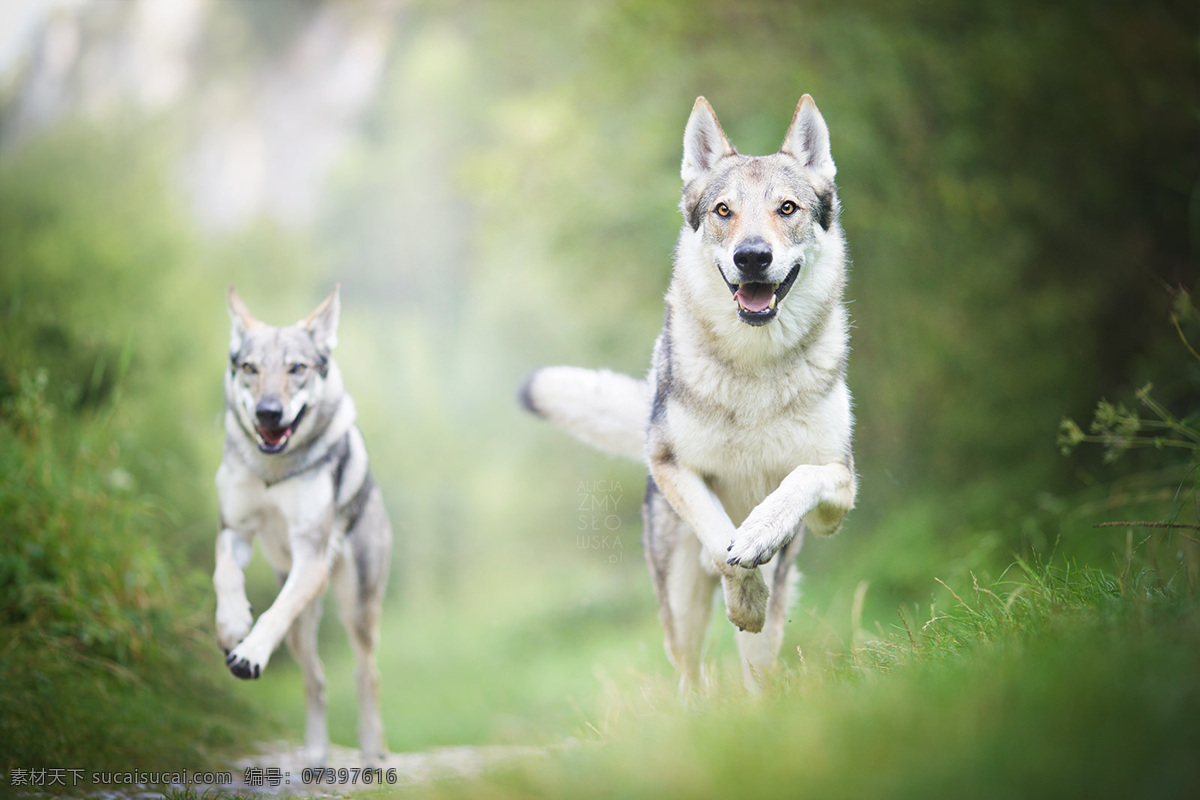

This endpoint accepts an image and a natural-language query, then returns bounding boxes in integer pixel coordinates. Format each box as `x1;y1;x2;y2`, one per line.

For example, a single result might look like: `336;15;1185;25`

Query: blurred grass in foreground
1;0;1195;785
0;127;267;771
384;563;1200;800
0;339;258;769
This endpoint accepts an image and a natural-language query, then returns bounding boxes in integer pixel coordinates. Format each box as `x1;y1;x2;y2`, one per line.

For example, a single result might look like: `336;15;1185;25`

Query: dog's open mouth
726;264;802;326
254;406;305;454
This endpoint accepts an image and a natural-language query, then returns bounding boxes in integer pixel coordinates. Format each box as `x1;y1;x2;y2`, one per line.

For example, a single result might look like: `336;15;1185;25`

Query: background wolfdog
215;287;392;764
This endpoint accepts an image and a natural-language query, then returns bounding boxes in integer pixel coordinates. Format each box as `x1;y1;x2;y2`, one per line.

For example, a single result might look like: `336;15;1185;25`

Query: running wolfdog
215;286;391;763
521;96;856;693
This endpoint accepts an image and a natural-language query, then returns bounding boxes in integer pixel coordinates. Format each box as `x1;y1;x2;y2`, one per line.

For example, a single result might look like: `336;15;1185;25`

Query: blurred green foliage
337;0;1199;627
0;0;1195;778
0;126;261;769
397;565;1200;800
1060;292;1200;468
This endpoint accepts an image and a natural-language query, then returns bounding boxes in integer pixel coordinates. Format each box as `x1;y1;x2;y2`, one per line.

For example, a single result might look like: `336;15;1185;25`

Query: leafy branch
1058;289;1200;465
1056;288;1199;548
1057;385;1200;463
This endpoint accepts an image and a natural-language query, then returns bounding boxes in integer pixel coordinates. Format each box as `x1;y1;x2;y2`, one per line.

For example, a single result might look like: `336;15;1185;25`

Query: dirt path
229;741;549;796
23;742;549;799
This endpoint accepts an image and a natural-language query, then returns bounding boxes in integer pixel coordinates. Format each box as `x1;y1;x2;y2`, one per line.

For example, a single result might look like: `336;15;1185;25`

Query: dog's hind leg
644;478;719;698
333;519;390;765
285;596;329;766
734;527;804;693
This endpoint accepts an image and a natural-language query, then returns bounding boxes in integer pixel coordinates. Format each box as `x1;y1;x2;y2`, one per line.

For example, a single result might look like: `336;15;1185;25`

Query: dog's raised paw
226;651;262;680
727;509;793;568
725;537;776;569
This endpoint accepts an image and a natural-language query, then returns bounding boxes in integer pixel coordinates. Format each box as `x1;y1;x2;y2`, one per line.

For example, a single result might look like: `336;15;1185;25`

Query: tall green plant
0;127;261;770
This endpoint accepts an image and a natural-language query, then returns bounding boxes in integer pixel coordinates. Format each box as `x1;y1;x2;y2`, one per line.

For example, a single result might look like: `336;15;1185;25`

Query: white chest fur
215;461;343;574
661;304;852;525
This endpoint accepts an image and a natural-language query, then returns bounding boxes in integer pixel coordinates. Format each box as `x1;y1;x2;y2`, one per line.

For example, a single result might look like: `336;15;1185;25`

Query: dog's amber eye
779;201;797;216
289;363;307;376
714;203;731;218
240;363;257;376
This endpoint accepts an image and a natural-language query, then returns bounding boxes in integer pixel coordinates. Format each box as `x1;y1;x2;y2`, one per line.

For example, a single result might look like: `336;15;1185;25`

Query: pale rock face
2;0;403;231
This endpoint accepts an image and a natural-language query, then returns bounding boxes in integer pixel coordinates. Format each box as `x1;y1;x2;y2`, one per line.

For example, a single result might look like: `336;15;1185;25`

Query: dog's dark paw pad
227;657;260;680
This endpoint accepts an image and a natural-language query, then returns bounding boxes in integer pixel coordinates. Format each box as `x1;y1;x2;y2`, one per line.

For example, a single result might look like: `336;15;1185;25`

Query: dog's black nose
255;399;284;428
733;241;773;276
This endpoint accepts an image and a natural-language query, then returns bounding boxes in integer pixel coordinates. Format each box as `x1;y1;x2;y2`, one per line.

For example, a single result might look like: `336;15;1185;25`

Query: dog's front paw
725;525;782;569
216;602;253;654
722;567;768;633
225;639;270;680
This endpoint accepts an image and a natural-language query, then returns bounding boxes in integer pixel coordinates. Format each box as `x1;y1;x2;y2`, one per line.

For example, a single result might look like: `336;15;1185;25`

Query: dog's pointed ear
302;284;340;353
780;94;835;181
227;286;261;356
681;97;735;185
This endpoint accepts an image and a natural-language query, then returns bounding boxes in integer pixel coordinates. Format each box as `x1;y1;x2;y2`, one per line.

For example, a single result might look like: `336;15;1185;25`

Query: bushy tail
518;366;651;462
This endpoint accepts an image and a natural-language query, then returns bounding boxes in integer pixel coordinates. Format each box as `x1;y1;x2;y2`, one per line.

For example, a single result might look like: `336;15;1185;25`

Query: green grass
233;552;670;752
1;5;1194;792
0;128;267;776
162;790;266;800
0;371;265;773
373;565;1200;800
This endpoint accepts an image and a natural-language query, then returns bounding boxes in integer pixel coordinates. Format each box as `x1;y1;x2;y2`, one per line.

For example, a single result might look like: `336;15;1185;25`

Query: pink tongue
259;427;288;445
735;284;774;312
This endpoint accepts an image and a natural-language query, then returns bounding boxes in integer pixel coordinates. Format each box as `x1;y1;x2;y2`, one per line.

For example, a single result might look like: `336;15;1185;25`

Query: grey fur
214;286;392;765
521;95;857;695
